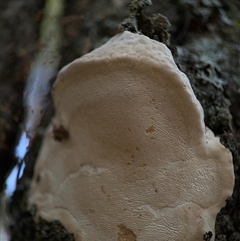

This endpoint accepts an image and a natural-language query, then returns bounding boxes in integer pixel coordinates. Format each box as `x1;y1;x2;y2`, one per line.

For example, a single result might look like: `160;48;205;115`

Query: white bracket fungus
28;31;234;241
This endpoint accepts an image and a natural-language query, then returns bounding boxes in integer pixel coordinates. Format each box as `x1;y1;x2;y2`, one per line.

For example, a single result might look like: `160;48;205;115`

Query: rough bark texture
0;0;239;240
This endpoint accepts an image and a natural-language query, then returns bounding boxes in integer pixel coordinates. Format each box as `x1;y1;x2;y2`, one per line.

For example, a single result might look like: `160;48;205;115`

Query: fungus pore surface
28;31;234;241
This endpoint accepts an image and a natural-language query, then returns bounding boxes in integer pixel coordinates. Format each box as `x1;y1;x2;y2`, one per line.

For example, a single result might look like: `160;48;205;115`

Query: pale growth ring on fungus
28;31;234;241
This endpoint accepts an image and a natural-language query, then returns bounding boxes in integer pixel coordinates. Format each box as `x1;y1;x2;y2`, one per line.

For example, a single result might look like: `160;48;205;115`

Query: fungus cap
28;31;234;241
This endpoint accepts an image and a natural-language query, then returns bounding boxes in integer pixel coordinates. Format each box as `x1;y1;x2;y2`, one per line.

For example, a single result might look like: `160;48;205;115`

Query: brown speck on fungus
28;31;234;240
145;125;155;134
35;174;41;183
117;224;137;241
52;124;69;141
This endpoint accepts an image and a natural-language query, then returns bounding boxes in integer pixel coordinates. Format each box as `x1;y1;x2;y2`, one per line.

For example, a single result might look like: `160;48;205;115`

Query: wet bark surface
1;0;239;240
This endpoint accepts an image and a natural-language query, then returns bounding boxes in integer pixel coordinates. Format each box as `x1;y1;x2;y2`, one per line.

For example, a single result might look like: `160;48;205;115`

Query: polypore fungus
28;31;234;241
